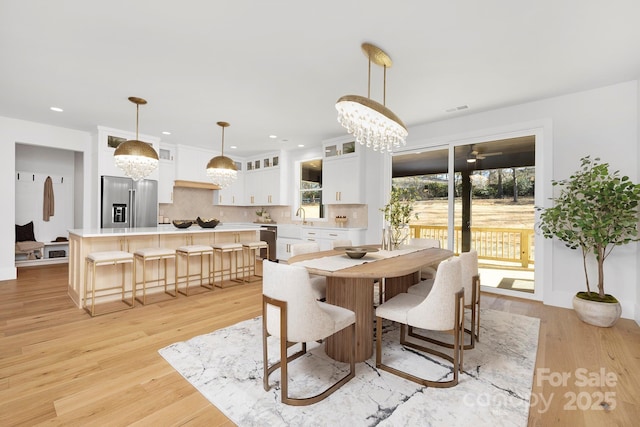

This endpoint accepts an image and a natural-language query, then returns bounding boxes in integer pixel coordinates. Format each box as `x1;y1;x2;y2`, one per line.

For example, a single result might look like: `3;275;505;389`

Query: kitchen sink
277;224;303;239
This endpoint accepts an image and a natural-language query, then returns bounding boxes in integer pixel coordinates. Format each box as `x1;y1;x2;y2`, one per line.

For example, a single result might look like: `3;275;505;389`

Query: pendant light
113;97;159;181
206;121;238;187
336;43;408;153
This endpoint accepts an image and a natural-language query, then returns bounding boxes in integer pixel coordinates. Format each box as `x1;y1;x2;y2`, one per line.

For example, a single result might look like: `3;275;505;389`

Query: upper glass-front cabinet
247;154;278;171
159;147;173;161
324;140;355;158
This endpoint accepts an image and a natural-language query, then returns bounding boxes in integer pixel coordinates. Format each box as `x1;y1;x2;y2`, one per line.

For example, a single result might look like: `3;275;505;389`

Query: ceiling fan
467;147;502;163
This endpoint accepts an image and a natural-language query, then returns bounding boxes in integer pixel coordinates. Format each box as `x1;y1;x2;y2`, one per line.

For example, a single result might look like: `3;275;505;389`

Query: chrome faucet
295;206;307;225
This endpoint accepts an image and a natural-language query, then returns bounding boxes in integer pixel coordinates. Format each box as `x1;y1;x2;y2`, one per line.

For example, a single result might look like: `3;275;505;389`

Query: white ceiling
2;1;639;156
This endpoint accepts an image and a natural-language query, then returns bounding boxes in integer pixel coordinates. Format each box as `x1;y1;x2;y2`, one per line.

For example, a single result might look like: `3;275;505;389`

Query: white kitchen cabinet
322;135;363;205
244;165;286;205
216;160;244;205
275;223;302;261
261;167;282;205
158;143;175;204
158;144;174;162
243;169;260;205
243;151;288;206
323;139;356;158
323;155;364;204
276;237;302;261
302;227;364;251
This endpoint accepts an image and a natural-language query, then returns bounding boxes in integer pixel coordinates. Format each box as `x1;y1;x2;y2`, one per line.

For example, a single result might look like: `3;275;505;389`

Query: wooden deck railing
409;225;535;268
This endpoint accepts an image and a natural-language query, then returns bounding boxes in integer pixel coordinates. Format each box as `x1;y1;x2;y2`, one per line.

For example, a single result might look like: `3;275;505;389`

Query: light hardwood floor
1;264;638;426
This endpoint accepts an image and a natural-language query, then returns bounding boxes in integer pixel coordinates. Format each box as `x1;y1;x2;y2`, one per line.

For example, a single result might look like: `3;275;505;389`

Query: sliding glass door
392;135;537;299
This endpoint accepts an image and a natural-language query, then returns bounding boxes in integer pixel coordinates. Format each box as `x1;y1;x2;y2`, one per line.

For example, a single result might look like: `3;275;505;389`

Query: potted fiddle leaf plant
381;187;418;249
537;156;640;327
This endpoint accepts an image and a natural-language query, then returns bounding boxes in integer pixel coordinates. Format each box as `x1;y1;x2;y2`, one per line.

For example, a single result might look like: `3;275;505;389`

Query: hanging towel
43;176;55;221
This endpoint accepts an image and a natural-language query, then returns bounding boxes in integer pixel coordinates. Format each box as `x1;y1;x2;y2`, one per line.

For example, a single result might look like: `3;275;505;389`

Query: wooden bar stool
175;245;214;296
84;251;135;317
134;247;177;304
212;242;244;288
241;241;269;282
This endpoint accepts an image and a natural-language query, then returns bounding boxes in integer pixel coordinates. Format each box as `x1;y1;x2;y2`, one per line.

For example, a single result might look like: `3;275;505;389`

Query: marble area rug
159;309;539;426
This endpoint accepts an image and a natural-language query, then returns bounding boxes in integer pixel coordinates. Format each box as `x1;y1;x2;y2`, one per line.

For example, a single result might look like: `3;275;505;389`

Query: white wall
637;77;640;325
15;144;75;243
0;116;93;280
396;80;639;319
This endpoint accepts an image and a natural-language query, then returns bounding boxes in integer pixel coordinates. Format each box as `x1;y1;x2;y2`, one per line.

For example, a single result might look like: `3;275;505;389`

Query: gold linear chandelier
336;43;408;153
113;97;159;181
206;121;238;187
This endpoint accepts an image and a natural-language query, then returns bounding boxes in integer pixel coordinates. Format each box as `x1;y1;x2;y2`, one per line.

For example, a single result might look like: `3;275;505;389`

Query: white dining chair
375;257;465;387
403;237;441;280
460;250;481;348
407;250;481;350
262;261;356;405
290;242;326;300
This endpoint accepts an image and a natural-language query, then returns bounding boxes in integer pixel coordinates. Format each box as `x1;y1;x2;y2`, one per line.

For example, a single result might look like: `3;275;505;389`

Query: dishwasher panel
259;226;277;261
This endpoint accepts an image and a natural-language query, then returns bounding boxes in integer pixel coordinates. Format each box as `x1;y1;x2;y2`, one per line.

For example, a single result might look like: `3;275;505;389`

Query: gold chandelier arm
216;121;230;156
127;96;147;140
368;55;371;99
383;65;387;106
135;103;140;140
221;125;225;156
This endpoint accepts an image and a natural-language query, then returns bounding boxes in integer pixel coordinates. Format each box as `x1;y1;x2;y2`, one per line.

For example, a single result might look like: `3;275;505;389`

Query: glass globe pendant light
336;43;408;153
206;121;238;187
113;97;159;181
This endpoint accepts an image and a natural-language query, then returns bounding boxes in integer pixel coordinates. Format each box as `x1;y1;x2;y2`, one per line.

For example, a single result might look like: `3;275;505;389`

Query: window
300;159;324;218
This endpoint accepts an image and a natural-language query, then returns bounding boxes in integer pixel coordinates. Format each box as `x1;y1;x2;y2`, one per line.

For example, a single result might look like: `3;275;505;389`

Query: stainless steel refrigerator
101;176;158;228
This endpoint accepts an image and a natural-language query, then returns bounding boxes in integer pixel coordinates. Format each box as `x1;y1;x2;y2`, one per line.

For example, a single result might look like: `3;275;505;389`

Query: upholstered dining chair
460;250;481;348
402;237;441;280
290;242;326;300
407;250;481;350
375;257;465;388
262;261;356;405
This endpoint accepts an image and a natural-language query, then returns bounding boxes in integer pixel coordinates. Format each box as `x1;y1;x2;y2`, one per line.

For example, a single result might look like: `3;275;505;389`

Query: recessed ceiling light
162;131;171;135
297;144;304;148
50;107;63;112
230;145;237;149
269;135;277;139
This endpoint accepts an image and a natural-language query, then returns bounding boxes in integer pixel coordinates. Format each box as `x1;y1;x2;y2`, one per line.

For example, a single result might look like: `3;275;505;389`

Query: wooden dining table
288;246;454;363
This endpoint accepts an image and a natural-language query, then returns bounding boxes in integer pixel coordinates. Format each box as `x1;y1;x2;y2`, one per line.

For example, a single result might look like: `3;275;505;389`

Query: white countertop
68;222;366;238
272;223;366;230
69;223;261;238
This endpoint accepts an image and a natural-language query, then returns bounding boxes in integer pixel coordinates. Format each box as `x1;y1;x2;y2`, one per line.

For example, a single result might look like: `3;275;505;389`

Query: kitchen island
67;224;260;308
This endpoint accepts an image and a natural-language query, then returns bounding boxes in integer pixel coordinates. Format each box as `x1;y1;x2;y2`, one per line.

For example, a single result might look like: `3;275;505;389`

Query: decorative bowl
196;217;220;228
172;220;193;229
344;247;378;259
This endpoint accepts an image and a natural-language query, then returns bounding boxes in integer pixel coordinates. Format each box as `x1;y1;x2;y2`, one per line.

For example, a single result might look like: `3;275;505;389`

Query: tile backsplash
159;187;368;228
